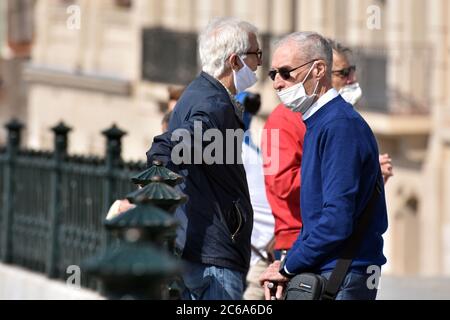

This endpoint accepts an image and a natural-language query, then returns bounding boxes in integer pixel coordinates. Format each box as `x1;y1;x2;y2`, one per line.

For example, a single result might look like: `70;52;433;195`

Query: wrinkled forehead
271;41;303;69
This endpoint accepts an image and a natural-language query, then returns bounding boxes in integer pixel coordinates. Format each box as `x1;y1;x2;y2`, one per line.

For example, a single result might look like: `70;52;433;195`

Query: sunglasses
332;65;356;78
246;49;263;61
268;59;318;81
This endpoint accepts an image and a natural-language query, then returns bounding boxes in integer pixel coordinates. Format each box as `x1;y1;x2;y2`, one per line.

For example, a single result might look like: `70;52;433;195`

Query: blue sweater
284;95;388;274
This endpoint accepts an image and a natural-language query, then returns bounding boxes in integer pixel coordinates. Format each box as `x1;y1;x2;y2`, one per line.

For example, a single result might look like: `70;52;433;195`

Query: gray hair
276;32;333;78
327;38;353;61
198;17;258;79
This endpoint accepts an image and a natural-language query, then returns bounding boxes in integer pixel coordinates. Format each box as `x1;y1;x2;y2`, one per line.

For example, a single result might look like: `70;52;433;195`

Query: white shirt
302;88;339;121
242;140;275;266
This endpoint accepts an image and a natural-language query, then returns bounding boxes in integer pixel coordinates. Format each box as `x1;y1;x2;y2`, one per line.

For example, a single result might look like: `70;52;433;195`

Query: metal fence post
47;122;71;278
1;119;23;263
101;124;126;249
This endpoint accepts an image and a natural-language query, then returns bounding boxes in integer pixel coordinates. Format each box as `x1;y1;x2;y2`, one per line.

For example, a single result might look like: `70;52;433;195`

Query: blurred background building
0;0;449;283
0;0;34;144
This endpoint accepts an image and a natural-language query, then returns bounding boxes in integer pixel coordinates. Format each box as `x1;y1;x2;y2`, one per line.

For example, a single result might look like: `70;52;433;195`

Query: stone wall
0;263;102;300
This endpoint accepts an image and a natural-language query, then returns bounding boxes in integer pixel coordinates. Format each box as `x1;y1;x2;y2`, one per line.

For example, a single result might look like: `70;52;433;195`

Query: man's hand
258;260;290;300
379;153;394;184
106;199;136;220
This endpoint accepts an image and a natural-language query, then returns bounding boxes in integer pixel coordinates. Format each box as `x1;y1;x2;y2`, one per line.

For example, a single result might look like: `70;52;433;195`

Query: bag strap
251;236;276;264
251;244;270;263
322;177;383;300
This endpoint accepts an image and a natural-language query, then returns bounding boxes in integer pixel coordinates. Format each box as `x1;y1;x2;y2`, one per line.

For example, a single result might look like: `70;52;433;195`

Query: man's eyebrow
270;65;292;70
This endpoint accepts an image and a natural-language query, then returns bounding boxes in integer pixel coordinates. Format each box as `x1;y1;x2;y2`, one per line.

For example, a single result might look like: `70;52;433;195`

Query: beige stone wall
0;263;103;300
0;0;33;143
383;167;421;275
442;147;450;276
33;0;139;80
359;111;430;275
28;0;155;161
0;0;6;49
419;0;450;276
27;83;163;162
0;1;5;144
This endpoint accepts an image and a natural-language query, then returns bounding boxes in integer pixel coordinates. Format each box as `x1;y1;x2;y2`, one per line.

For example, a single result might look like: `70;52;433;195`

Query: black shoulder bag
284;179;382;300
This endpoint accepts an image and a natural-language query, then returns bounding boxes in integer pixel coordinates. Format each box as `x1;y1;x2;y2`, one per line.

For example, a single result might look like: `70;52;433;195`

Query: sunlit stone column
30;0;50;64
80;0;102;72
269;0;294;36
421;0;448;276
195;0;232;31
296;0;325;35
161;0;196;32
345;0;363;46
0;0;7;54
136;0;163;27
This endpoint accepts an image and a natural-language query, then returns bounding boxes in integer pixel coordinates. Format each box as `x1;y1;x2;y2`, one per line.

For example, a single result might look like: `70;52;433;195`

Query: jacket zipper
231;204;243;242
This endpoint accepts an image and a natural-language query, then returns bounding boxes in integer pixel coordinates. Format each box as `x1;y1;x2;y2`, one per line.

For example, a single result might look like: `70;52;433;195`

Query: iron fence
0;119;146;290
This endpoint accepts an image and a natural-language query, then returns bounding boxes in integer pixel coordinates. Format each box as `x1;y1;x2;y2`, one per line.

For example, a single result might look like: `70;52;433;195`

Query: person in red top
261;104;306;254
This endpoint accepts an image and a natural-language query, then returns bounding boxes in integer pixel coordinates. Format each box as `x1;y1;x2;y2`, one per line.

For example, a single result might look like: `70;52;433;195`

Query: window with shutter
7;0;35;57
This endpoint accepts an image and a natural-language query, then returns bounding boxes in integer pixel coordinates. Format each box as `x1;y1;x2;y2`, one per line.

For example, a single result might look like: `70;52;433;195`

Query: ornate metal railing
0;119;146;290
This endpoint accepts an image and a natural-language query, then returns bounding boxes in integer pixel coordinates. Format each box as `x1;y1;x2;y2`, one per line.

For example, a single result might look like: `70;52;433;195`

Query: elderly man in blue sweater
259;32;388;300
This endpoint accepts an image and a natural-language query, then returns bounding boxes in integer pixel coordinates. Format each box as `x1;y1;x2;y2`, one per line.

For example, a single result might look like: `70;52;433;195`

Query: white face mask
277;62;319;114
339;82;362;106
233;56;258;94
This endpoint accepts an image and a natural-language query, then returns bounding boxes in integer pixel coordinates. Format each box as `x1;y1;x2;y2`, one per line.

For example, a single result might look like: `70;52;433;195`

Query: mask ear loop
311;77;320;96
303;61;320;96
236;56;247;70
301;61;318;84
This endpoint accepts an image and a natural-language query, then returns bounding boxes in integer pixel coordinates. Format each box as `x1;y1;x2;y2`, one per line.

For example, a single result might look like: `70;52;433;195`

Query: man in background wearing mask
259;32;388;300
329;39;394;183
147;17;261;300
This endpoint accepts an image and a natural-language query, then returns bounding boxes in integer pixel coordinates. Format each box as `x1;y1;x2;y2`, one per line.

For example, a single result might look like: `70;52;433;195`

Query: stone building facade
0;0;34;144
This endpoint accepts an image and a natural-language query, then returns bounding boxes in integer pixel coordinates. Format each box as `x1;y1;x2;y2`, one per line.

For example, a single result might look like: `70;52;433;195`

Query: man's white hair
276;32;333;78
199;17;258;79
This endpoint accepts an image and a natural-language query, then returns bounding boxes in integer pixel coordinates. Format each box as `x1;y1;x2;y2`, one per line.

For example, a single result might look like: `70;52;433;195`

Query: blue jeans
320;271;378;300
181;261;245;300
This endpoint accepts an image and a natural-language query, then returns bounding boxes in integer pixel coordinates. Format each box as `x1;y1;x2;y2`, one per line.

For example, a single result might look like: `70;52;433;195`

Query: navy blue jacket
146;72;253;273
284;96;388;274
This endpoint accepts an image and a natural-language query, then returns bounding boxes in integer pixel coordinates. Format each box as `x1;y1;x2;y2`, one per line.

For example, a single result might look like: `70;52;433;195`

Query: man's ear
315;60;327;80
228;53;242;71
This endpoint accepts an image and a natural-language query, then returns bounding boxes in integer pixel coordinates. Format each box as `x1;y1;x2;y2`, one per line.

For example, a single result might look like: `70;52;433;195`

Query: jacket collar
200;72;245;124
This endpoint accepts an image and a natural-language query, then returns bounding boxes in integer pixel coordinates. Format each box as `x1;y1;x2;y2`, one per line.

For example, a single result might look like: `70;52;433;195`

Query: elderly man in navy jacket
147;17;262;300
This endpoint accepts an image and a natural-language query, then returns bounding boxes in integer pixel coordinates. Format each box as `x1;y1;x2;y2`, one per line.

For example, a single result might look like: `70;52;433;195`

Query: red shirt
262;104;306;250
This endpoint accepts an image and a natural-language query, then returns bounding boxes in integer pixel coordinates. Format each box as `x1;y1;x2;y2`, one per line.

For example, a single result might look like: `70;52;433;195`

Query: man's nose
346;71;357;84
273;74;285;91
257;56;262;67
